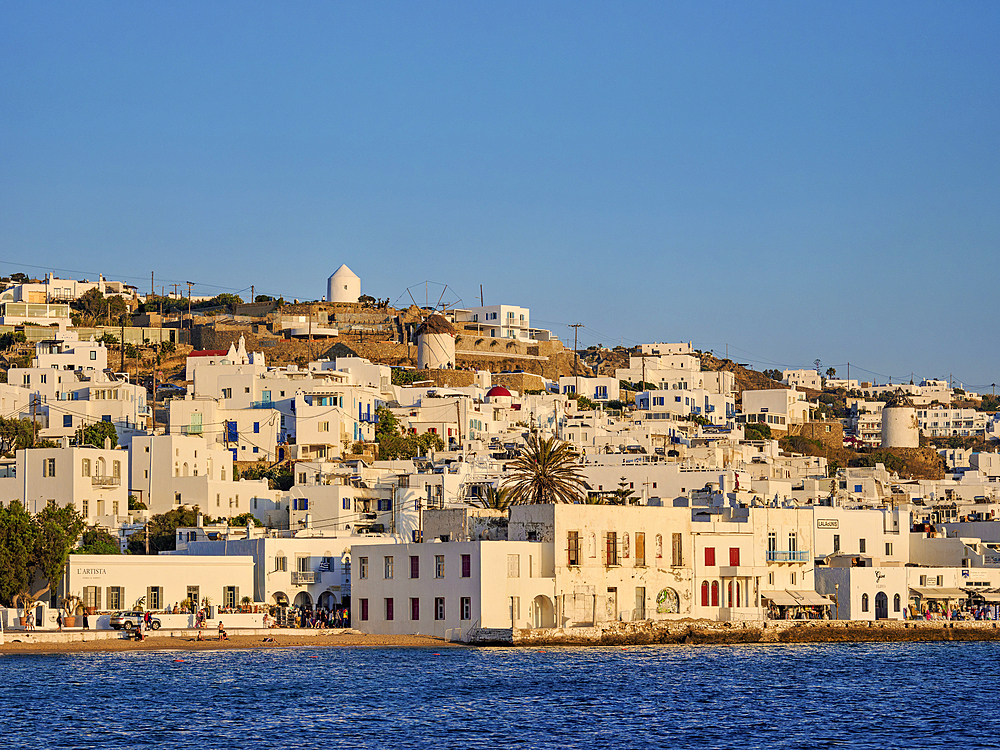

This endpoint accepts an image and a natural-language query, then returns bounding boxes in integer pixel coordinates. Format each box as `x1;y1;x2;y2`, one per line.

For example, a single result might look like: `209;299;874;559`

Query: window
635;533;646;566
360;599;369;621
384;556;394;579
222;388;232;398
435;555;445;578
64;415;73;427
410;556;420;579
894;594;901;612
461;597;471;620
788;532;797;552
671;533;682;566
146;586;162;610
186;586;200;608
342;498;350;510
378;498;391;512
81;459;91;478
833;534;841;553
729;547;740;567
112;501;119;516
43;458;56;477
790;572;797;585
90;351;97;360
885;542;893;556
605;532;618;566
461;554;471;578
434;597;445;620
223;586;239;608
704;547;716;567
385;598;394;620
359;557;368;579
509;596;520;622
507;554;520;578
410;598;420;620
112;460;120;478
859;538;866;554
767;532;776;552
700;581;709;606
275;556;287;572
107;586;123;610
83;586;101;611
253;422;260;434
568;531;580;566
861;593;869;612
710;581;719;607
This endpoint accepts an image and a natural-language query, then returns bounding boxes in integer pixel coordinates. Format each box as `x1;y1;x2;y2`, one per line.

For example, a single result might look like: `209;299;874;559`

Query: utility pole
171;283;180;300
186;282;194;322
480;285;484;307
151;271;154;300
120;314;125;372
250;285;254;304
569;323;583;397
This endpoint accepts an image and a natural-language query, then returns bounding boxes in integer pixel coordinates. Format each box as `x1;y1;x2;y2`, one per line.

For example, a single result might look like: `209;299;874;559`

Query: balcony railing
181;425;203;435
767;550;809;563
291;571;316;585
92;475;121;487
251;400;275;409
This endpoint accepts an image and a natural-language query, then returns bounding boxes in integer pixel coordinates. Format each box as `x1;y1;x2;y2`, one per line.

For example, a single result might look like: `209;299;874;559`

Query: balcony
251;400;275;409
92;475;121;487
291;571;316;585
181;425;203;436
767;550;809;563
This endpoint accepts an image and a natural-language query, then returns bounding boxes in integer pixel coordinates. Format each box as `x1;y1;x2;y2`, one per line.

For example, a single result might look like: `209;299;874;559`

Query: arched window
622;533;630;559
711;581;719;607
700;581;709;607
727;582;733;608
657;588;680;614
655;534;663;558
893;593;901;612
861;593;869;612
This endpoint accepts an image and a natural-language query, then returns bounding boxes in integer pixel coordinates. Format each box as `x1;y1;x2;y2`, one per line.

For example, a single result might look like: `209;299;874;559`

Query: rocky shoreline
471;619;1000;647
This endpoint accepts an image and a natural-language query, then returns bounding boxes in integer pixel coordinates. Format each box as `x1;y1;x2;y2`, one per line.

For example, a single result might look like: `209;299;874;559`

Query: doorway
875;592;888;620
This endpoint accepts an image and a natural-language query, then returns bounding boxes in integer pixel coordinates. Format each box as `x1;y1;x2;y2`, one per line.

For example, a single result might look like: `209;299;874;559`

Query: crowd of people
276;605;350;629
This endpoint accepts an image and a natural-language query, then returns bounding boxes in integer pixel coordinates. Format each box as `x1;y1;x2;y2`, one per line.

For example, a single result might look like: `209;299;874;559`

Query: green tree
0;502;86;604
31;503;87;597
826;367;837;379
469;486;514;510
75;526;122;555
229;512;263;527
128;507;210;554
374;405;445;459
128;495;147;511
609;476;637;506
76;420;118;448
506;435;588;505
210;293;244;312
0;417;36;455
743;422;772;441
0;501;35;605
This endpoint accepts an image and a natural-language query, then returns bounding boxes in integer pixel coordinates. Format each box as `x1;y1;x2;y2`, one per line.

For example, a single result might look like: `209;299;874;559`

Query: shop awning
762;590;831;606
761;590;799;606
976;592;1000;602
909;587;968;599
794;591;834;606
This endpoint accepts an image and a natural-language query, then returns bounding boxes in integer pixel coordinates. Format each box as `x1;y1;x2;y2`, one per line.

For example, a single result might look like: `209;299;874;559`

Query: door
875;592;888;620
606;588;618;621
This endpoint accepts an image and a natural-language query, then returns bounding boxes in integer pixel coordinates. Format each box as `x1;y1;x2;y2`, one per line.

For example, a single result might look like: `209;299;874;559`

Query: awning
910;587;968;599
763;590;833;607
761;590;799;606
975;592;1000;602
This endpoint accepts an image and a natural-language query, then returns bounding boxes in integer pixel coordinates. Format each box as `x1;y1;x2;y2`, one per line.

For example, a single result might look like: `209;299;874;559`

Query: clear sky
2;2;998;388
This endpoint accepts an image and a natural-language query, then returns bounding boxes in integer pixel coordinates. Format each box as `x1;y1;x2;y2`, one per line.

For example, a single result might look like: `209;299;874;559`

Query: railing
291;571;316;585
251;400;275;409
181;425;203;435
92;475;121;487
767;550;809;563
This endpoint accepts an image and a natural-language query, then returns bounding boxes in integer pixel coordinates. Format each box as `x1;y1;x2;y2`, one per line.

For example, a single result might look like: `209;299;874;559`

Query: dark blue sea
2;641;996;749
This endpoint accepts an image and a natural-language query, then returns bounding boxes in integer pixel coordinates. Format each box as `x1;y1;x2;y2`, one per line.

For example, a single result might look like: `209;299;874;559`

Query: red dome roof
486;386;512;398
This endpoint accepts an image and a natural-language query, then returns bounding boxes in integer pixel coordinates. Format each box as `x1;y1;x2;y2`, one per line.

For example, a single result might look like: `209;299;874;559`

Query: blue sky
2;2;998;388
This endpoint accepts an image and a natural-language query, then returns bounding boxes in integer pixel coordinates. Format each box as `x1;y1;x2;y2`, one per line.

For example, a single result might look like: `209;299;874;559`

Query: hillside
698;353;788;400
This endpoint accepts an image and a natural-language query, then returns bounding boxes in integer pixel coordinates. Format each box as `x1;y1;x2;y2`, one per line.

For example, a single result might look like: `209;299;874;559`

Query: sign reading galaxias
816;519;839;529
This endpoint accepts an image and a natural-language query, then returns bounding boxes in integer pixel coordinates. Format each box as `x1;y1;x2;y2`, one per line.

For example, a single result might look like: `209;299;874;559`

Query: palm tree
469;486;514;510
507;435;588;505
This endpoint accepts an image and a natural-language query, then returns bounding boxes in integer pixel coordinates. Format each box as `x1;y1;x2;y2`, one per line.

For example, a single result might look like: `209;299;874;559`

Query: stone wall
787;421;845;452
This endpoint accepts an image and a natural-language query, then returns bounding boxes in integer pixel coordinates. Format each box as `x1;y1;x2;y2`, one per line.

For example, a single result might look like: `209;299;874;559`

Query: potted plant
61;594;82;628
13;589;36;628
241;595;252;613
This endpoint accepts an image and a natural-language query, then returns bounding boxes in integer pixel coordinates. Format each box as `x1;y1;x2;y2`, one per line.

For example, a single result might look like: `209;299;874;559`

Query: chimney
305;513;312;529
104;437;111;450
196;513;204;528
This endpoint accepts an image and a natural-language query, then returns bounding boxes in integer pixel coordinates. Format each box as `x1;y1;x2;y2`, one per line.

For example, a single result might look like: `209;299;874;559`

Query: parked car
110;611;162;630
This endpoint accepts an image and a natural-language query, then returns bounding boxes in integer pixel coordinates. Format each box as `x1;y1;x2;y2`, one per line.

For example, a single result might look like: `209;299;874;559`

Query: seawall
467;619;1000;647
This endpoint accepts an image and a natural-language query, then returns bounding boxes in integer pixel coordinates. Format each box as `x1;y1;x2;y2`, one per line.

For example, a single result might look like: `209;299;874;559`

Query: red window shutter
410;556;419;579
360;599;369;621
701;581;709;606
705;547;715;566
729;547;740;566
461;554;471;577
711;581;719;607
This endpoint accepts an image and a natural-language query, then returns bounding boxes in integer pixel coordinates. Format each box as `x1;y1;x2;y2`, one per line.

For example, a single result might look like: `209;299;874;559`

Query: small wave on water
1;641;997;749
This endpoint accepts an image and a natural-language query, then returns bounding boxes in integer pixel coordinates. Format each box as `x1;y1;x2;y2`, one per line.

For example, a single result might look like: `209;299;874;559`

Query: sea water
2;641;997;749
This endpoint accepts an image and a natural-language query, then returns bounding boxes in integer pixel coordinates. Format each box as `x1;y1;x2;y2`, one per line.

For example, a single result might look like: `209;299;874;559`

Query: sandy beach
0;631;463;655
